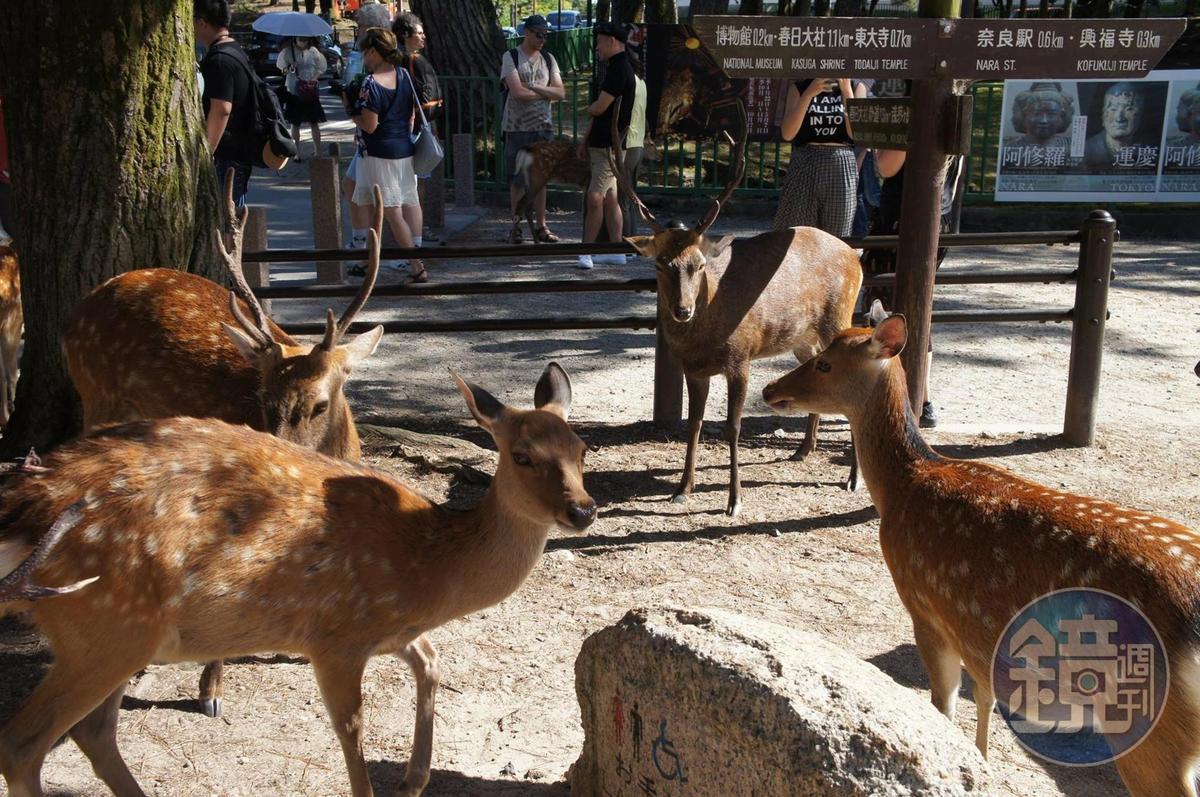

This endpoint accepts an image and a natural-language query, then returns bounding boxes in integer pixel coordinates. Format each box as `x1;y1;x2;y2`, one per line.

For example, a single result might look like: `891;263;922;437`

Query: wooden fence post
243;206;271;315
1063;210;1116;446
310;146;344;284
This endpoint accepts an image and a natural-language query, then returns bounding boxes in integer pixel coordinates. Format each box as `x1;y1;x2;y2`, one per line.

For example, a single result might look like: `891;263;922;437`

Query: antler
0;502;99;602
608;98;666;233
219;169;274;351
695;100;748;236
319;185;383;351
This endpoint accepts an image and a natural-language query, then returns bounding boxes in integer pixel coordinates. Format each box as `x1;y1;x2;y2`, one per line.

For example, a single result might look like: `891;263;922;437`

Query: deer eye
816;360;832;373
311;401;329;418
512;452;532;467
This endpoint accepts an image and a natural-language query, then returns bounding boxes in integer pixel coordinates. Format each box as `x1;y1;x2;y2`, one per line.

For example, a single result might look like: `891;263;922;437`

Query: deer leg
845;432;860;492
397;634;440;797
912;617;962;722
671;375;710;505
724;367;749;518
198;660;224;717
0;633;156;797
970;675;995;760
69;683;146;797
790;413;820;461
311;653;373;797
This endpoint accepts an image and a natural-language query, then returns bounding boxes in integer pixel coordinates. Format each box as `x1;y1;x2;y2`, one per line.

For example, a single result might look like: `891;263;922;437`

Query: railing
245;212;1118;445
438;74;1006;201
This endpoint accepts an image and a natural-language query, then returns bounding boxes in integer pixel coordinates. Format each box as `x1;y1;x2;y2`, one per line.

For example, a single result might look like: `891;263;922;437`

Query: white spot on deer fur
168;462;183;474
1170;545;1184;558
82;524;104;543
143;536;159;556
1115;517;1130;524
172;549;186;568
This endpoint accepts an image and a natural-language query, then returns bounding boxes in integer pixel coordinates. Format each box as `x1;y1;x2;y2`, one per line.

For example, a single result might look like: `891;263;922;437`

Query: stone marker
572;607;990;797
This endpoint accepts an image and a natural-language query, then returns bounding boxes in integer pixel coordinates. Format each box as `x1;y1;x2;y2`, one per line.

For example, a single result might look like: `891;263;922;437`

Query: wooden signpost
694;13;1185;415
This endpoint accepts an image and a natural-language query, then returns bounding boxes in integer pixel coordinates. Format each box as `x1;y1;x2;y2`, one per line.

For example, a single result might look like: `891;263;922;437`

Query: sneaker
577;255;594;270
594;253;627;265
919;401;938;429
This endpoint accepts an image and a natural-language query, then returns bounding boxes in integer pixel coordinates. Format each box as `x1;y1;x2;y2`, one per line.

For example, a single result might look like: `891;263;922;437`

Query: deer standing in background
612;105;862;516
63;181;385;717
762;316;1200;797
0;244;21;428
510;139;591;244
0;363;595;797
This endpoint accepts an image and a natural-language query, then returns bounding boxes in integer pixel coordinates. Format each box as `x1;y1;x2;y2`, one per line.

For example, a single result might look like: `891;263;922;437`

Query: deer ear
624;235;658;259
339;325;383;371
702;234;734;259
870;315;907;359
867;299;890;327
450;369;505;433
222;323;270;365
534;362;572;420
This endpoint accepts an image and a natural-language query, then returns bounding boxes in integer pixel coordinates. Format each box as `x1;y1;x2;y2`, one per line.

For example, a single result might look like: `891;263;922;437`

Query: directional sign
945;19;1186;79
845;98;912;149
691;16;937;79
692;15;1186;81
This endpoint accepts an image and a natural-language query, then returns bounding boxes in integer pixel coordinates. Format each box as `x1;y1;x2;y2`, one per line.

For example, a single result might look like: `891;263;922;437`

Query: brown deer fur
0;245;21;428
762;316;1200;797
511;139;591;242
0;363;595;797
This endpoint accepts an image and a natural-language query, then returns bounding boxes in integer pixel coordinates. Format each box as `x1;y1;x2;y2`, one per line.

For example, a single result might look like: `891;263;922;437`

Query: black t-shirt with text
588;51;635;148
200;40;256;162
792;79;853;146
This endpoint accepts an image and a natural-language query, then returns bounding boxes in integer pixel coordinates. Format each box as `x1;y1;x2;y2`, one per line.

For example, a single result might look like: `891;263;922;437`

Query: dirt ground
2;209;1198;796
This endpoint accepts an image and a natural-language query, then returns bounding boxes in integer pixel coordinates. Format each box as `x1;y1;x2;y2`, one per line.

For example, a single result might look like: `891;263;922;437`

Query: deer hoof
670;493;689;505
844;474;860;493
790;446;814;462
725;498;741;518
200;697;223;718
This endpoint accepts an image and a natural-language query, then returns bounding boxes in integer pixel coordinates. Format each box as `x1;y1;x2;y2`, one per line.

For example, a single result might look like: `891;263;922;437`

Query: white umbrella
251;12;333;37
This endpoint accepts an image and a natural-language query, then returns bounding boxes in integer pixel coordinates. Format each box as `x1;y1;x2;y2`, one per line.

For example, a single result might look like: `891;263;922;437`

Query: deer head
611;102;746;323
763;315;909;419
217;175;385;452
452;362;596;533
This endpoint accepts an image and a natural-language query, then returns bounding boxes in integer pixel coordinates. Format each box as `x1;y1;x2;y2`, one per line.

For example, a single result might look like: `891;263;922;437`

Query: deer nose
674;306;694;322
762;382;777;402
566;500;596;530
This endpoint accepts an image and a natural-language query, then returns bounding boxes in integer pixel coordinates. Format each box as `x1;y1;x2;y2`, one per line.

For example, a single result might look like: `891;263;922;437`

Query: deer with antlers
0;363;595;797
63;179;386;716
611;105;862;516
762;316;1200;796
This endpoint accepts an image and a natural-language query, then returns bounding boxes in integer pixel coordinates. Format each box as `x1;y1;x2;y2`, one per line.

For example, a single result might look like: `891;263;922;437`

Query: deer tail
0;501;97;606
514;147;535;192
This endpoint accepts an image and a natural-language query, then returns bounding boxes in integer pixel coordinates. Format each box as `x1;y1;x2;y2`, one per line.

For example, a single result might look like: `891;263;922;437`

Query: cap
595;21;629;43
524;14;549;30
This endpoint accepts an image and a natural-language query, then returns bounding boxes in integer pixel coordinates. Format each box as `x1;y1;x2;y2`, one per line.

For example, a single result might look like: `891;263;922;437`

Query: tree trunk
739;0;763;13
690;0;732;14
643;0;678;23
612;0;646;22
412;0;506;76
833;0;865;14
0;0;222;455
596;0;613;21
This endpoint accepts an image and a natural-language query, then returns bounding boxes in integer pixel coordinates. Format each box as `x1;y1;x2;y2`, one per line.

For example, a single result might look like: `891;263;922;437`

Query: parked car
501;25;518;38
546;10;583;29
246;31;345;81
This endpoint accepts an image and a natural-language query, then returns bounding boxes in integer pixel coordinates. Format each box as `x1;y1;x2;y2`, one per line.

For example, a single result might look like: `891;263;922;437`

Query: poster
995;69;1200;202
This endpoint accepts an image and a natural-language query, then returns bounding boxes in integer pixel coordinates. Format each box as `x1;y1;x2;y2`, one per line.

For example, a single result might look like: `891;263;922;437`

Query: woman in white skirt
350;27;426;282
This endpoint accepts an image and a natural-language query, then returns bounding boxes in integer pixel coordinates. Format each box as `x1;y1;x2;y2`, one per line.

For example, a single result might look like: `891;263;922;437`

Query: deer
62;179;385;718
510;138;591;244
0;362;595;797
761;315;1200;797
611;103;862;516
0;243;21;428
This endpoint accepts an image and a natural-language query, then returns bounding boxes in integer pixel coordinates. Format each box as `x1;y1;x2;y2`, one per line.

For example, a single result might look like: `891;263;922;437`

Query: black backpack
205;44;297;169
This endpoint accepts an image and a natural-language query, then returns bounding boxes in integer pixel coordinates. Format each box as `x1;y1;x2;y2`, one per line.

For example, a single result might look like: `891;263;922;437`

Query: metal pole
652;324;684;427
1063;210;1116;446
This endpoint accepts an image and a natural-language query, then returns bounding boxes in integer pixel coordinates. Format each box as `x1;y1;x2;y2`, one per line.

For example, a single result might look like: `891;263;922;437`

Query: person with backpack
501;15;565;244
277;37;327;163
194;0;257;207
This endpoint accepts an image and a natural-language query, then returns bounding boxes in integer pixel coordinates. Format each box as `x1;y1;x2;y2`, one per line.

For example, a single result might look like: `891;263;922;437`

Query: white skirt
353;153;418;207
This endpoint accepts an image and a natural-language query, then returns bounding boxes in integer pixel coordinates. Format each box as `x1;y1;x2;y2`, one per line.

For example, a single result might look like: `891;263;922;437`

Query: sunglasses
531;29;547;39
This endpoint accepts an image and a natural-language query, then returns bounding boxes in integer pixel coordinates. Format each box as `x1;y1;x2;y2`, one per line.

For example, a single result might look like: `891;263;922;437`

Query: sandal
507;228;523;245
535;226;560;243
405;266;428;284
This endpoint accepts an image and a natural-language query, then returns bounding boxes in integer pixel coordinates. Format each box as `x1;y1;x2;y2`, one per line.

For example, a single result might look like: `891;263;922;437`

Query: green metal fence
440;74;1006;202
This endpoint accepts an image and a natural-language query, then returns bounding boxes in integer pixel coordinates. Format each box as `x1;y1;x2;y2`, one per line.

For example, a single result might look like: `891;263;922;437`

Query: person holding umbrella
277;37;327;162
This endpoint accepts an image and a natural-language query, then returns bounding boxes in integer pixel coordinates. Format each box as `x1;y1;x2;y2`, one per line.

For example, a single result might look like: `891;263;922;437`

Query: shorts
505;129;554;186
588;147;617;196
352;154;418;207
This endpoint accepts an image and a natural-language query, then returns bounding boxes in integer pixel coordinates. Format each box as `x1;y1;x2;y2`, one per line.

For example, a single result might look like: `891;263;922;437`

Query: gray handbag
403;66;443;177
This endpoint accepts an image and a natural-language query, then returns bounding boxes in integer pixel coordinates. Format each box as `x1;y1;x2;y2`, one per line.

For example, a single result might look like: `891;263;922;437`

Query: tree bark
414;0;506;76
833;0;866;14
643;0;678;23
0;0;222;455
690;0;732;14
739;0;763;12
612;0;646;22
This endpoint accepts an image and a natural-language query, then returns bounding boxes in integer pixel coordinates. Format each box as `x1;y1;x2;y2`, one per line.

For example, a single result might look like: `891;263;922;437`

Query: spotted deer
0;362;595;797
510;138;591;243
63;181;385;717
762;315;1200;797
612;104;862;516
0;244;21;428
